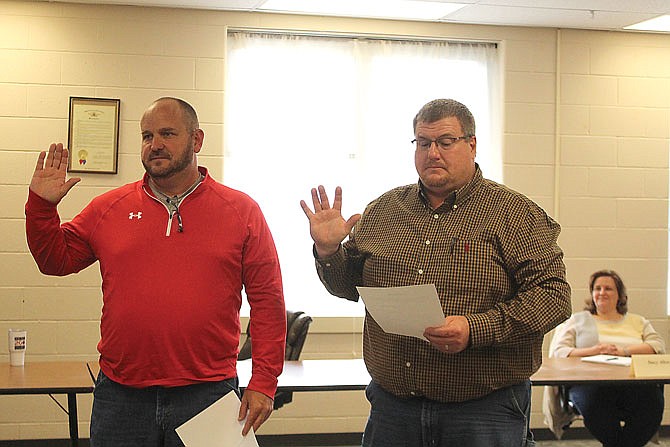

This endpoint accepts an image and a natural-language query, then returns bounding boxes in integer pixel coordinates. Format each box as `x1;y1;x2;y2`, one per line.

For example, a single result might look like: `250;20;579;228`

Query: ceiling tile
443;4;661;29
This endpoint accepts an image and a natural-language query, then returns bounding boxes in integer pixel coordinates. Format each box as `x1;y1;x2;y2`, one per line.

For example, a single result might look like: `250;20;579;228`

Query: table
9;358;663;446
239;357;670;392
237;358;370;391
530;357;670;386
0;362;95;447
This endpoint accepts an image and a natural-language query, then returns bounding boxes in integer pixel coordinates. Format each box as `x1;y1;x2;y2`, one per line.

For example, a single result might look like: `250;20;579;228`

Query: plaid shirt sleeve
467;198;572;347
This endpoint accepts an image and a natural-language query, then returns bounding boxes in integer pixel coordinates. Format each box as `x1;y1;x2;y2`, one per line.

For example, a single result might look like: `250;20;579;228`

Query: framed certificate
67;97;120;174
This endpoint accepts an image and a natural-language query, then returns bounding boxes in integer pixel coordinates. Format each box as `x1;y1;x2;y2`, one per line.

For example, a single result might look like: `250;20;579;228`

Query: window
225;31;501;316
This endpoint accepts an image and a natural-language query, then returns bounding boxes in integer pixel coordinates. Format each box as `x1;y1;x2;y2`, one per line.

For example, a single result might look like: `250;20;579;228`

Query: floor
321;441;666;447
307;443;665;447
536;441;667;446
272;439;668;447
291;435;670;447
258;430;670;446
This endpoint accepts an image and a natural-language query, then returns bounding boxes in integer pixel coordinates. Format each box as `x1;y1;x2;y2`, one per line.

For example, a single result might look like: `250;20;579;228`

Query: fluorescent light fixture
259;0;467;21
624;15;670;32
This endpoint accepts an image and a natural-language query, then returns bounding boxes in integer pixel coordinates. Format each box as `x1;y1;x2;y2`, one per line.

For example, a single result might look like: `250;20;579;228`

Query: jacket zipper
142;180;204;236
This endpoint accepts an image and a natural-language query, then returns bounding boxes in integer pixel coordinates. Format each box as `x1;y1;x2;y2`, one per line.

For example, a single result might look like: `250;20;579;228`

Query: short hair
153;97;199;130
412;99;476;136
585;269;628;315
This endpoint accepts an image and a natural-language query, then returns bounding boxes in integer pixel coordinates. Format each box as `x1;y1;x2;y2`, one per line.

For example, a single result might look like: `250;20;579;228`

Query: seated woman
550;269;665;447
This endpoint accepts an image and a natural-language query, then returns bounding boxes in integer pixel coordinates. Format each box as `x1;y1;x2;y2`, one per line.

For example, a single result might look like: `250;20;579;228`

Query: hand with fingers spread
30;143;81;204
299;185;361;258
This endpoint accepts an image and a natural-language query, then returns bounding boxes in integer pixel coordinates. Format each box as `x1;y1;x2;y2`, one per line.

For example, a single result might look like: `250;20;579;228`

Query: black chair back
285;310;312;360
238;310;313;409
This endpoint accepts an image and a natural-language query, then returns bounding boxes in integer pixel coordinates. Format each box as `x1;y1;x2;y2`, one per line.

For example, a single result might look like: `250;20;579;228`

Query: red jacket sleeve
242;203;286;398
25;189;97;276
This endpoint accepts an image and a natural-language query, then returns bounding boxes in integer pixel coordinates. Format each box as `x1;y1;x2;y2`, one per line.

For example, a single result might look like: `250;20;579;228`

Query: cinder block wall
1;1;669;440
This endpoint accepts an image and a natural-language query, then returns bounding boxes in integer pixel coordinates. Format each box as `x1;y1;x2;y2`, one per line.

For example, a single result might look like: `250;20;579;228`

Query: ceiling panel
475;0;670;13
443;4;661;29
54;0;670;31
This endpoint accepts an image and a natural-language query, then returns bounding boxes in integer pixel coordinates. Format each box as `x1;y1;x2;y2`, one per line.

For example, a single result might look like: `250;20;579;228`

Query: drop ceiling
58;0;670;32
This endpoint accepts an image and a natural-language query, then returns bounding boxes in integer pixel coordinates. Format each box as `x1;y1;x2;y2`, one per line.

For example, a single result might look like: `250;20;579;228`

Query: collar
150;172;204;203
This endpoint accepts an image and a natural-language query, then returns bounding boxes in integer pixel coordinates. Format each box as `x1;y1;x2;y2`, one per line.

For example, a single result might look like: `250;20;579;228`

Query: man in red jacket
25;97;286;446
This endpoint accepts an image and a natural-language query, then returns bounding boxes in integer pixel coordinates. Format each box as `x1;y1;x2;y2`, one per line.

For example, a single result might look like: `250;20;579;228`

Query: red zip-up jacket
25;167;285;397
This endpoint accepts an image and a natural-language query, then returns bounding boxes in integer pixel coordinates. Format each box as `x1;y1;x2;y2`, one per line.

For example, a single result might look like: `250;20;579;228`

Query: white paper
581;354;632;367
175;392;259;447
356;284;445;339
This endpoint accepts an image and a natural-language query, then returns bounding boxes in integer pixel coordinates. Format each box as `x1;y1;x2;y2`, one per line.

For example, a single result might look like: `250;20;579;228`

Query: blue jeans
568;384;664;447
90;371;239;447
362;380;535;447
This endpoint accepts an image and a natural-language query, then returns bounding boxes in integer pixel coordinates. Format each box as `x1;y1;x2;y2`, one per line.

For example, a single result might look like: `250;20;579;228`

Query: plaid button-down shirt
316;166;571;402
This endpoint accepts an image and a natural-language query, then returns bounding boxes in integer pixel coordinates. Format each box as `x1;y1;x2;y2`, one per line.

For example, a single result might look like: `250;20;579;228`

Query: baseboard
2;426;668;446
0;435;363;447
0;434;363;447
533;427;592;440
257;433;364;446
0;441;90;447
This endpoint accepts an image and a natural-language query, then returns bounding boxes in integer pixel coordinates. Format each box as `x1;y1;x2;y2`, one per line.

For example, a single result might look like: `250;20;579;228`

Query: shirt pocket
444;238;511;313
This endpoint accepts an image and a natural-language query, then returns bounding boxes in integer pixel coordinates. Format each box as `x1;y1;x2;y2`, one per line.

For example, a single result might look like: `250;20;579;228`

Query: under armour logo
128;212;142;220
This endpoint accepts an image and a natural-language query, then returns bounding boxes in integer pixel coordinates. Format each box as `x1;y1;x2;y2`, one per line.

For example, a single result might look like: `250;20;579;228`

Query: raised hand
30;143;81;204
300;186;361;258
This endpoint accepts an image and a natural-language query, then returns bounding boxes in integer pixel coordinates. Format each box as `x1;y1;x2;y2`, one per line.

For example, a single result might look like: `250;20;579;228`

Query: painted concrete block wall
0;1;227;439
1;0;669;441
558;29;669;326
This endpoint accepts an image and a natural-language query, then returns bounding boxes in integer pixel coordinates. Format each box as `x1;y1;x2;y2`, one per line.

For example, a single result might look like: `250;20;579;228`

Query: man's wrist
623;347;631;357
315;244;339;259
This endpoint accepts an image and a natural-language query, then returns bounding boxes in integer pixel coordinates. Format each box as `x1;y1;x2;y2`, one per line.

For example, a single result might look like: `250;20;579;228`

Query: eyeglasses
412;135;472;151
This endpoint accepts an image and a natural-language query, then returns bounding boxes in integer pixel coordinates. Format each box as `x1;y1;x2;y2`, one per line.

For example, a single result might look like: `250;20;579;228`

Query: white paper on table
356;284;445;339
581;354;632;367
175;392;259;447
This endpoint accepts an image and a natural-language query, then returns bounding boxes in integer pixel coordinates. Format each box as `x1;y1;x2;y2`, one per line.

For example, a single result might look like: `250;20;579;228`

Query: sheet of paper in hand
176;392;259;447
356;284;445;339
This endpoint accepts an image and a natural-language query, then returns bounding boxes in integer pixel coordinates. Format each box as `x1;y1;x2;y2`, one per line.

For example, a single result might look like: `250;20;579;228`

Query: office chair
238;310;313;409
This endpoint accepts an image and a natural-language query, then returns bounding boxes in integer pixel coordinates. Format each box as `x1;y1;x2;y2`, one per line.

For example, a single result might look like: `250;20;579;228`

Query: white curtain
225;31;501;316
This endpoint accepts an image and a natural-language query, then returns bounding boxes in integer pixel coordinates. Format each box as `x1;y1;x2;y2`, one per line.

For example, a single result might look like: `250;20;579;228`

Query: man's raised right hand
30;143;81;204
299;185;361;258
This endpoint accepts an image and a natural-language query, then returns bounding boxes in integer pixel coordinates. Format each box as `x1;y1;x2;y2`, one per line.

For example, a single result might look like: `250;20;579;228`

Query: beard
142;140;194;179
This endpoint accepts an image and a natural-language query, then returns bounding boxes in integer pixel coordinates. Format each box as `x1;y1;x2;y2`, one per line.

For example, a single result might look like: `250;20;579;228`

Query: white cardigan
542;311;665;439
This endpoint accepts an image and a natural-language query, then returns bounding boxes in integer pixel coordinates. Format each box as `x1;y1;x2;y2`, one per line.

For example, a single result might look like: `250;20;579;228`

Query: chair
558;385;578;414
238;310;313;409
558;383;662;444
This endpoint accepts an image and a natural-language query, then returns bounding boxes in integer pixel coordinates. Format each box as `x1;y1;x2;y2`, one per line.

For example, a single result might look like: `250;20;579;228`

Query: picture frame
67;97;120;174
